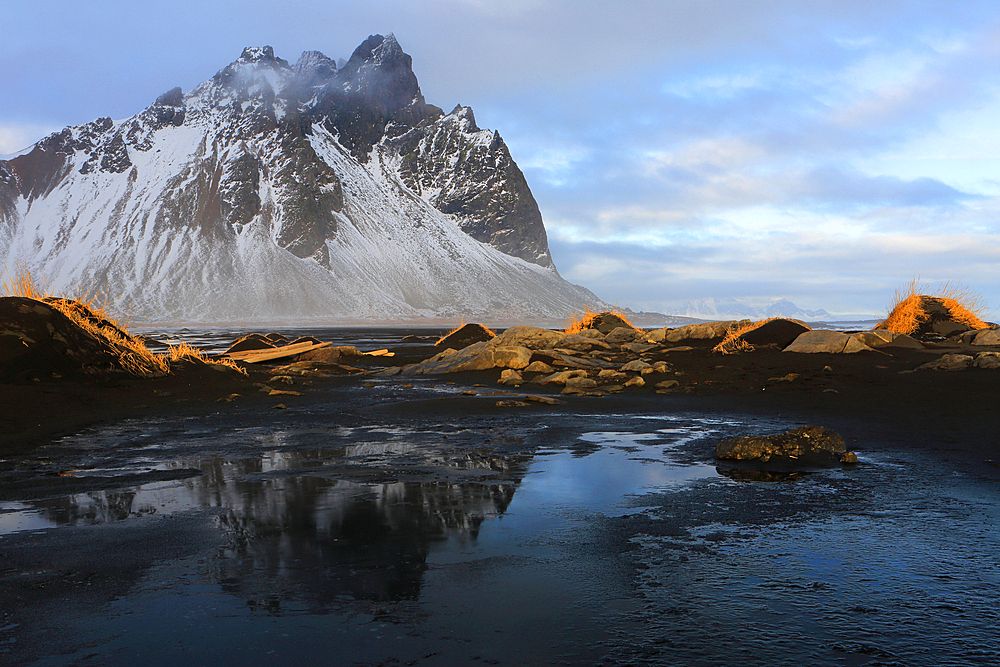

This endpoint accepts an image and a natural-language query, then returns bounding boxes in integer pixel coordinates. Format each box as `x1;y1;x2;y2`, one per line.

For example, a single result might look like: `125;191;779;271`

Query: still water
1;331;998;665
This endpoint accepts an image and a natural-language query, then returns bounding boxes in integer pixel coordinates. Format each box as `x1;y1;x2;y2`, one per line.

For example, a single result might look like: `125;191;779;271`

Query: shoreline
4;332;998;477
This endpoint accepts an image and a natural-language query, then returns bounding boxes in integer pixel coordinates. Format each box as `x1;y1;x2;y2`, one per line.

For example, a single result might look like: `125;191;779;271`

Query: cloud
0;123;57;155
4;1;1000;314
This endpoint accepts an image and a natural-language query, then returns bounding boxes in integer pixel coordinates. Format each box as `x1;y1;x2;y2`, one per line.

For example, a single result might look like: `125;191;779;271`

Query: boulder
972;328;1000;346
621;342;657;355
783;330;850;353
605;326;642;344
538;369;589;385
402;340;498;374
881;333;924;349
493;325;567;350
435;323;495;350
498;369;524;385
974;352;1000;369
620;359;652;372
564;376;598;389
597;369;628;382
524;360;555;374
715;425;853;465
492;346;532;369
854;330;923;350
842;337;876;354
656;321;744;344
915;353;974;371
738;319;811;349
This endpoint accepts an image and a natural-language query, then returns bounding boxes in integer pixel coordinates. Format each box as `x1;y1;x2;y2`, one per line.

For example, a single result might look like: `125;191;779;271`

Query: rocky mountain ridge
0;34;592;322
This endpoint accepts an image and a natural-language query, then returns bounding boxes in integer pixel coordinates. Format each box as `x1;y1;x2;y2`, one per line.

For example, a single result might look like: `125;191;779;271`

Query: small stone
522;394;565;405
564;376;598;389
524;360;555;374
841;452;859;464
914;353;974;372
272;403;287;410
620;359;652;372
498;369;524;385
624;375;645;388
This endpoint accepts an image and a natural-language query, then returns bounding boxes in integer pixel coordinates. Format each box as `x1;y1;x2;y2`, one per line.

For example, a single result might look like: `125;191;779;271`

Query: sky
4;0;1000;318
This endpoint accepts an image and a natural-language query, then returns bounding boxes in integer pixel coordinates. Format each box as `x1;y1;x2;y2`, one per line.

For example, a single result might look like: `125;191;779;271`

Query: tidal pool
1;393;998;666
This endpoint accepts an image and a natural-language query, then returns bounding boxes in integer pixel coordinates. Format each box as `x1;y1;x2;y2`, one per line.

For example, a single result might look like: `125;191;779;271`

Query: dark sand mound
714;318;811;353
225;333;278;354
568;311;636;335
878;295;986;338
436;323;496;350
0;296;168;380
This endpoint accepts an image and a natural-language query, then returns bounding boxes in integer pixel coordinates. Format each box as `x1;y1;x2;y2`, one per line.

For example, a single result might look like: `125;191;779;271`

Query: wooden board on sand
221;341;332;364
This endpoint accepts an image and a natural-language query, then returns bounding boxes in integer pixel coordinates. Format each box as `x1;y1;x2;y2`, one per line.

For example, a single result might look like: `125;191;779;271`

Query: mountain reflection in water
20;444;530;606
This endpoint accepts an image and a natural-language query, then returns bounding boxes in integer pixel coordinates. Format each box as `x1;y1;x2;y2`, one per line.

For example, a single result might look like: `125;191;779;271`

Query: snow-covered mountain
0;35;602;323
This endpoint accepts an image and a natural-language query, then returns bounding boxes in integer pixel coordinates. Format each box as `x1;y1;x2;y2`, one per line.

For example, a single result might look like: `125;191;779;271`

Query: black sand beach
2;325;999;665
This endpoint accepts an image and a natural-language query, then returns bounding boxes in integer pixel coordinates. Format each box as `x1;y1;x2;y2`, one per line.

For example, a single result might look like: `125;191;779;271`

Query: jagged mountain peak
237;45;286;66
346;33;405;68
295;50;338;80
446;105;480;133
0;34;593;321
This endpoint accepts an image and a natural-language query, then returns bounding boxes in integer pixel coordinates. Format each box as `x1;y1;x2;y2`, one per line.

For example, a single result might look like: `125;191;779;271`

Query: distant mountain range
625;298;879;326
0;34;602;323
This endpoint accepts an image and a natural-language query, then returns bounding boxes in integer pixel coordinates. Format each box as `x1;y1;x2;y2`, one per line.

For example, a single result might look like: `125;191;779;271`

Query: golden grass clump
712;318;777;355
2;263;241;377
877;280;988;335
2;262;46;299
565;307;635;334
168;341;246;375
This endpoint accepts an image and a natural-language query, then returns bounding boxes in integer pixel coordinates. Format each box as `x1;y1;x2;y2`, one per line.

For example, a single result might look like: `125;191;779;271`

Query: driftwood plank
221;341;331;363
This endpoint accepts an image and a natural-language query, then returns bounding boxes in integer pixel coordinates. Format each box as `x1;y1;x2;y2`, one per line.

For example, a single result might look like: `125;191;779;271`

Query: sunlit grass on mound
713;318;777;354
877;279;988;335
2;263;243;377
436;319;496;346
168;341;246;374
565;307;635;334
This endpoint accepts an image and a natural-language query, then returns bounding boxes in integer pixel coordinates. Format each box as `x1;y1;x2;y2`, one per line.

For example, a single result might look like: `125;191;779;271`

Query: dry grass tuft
2;263;240;377
168;341;247;375
877;279;988;334
565;307;635;334
712;317;779;355
2;263;46;299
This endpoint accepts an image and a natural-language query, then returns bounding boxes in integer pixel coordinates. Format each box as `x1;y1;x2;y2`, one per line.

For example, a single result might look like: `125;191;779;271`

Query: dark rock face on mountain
0;34;594;321
386;105;552;267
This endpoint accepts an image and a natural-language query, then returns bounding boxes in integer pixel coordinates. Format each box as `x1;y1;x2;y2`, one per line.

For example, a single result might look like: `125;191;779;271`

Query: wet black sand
1;334;999;665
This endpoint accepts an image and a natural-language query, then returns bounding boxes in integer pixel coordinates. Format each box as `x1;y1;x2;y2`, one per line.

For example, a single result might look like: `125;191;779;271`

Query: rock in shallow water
715;425;855;465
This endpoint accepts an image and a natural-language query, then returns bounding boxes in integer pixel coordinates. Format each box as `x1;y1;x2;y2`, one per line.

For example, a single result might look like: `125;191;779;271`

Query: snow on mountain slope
0;36;601;323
